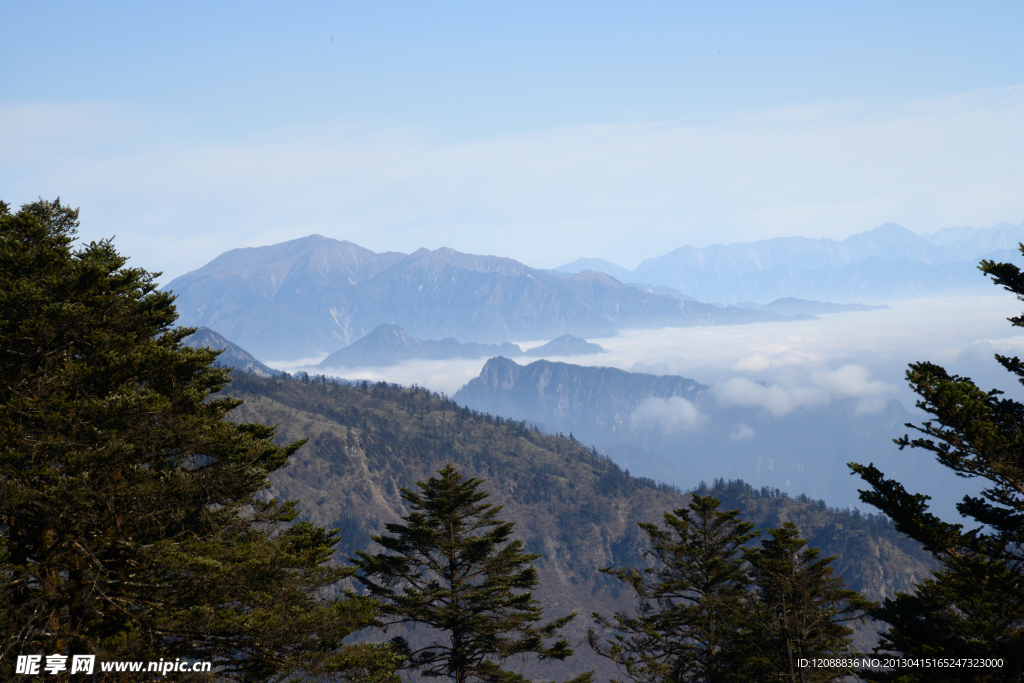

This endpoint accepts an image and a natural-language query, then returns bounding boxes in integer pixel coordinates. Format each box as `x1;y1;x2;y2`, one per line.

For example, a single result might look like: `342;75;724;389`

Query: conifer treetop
354;464;591;683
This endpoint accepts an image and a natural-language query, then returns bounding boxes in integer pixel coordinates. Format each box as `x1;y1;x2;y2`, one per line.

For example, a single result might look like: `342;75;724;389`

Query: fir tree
352;464;591;683
849;249;1024;682
741;522;874;683
0;199;399;681
588;495;759;683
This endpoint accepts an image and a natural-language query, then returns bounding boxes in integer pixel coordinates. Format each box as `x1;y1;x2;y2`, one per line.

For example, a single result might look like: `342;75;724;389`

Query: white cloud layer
711;364;893;416
273;295;1024;409
729;424;756;441
712;379;830;417
630;396;705;433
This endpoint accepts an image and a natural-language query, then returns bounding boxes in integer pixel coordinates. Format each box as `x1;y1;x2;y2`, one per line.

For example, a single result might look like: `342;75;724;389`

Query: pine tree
849;249;1024;682
0;199;399;681
588;495;759;683
741;522;874;683
351;464;591;683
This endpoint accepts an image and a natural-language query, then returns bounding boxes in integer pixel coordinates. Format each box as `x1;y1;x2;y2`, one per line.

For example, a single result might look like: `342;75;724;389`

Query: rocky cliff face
456;357;705;438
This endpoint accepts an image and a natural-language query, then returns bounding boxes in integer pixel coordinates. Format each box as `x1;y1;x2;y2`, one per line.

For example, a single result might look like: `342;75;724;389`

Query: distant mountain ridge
165;236;789;360
736;298;888;316
557;257;635;283
318;325;606;369
319;324;522;368
524;334;605;357
164;220;1002;362
626;283;699;301
556;221;1024;302
182;327;279;377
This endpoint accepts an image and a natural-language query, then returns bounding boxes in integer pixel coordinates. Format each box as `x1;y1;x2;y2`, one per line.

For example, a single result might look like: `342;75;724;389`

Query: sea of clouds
277;294;1023;517
294;294;1024;408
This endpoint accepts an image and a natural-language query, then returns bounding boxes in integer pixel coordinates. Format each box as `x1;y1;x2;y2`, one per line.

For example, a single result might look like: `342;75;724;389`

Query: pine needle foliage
0;199;399;681
588;495;758;683
741;522;874;683
849;248;1024;682
352;464;591;683
590;498;872;683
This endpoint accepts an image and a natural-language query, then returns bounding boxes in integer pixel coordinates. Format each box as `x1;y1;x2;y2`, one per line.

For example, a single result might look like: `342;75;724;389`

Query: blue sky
3;1;1024;279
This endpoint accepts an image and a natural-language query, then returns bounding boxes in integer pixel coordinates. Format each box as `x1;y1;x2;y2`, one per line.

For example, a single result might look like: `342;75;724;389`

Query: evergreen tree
741;522;874;683
588;495;759;683
352;464;591;683
849;250;1024;682
0;199;399;681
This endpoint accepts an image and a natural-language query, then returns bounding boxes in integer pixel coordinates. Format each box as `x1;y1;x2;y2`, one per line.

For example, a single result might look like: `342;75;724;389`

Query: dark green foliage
849;250;1024;682
699;478;932;606
589;495;758;683
352;465;591;683
742;522;874;683
591;498;872;683
0;200;399;681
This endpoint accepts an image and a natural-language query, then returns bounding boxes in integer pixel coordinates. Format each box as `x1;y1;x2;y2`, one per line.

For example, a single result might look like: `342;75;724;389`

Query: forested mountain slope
222;372;933;678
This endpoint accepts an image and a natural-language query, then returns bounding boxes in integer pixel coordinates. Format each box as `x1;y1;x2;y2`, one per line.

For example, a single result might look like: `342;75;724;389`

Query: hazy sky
4;2;1024;280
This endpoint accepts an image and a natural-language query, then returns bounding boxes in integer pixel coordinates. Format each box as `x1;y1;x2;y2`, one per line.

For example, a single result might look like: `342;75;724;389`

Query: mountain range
317;324;606;369
557;221;1024;302
165;235;791;360
165;221;1017;363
